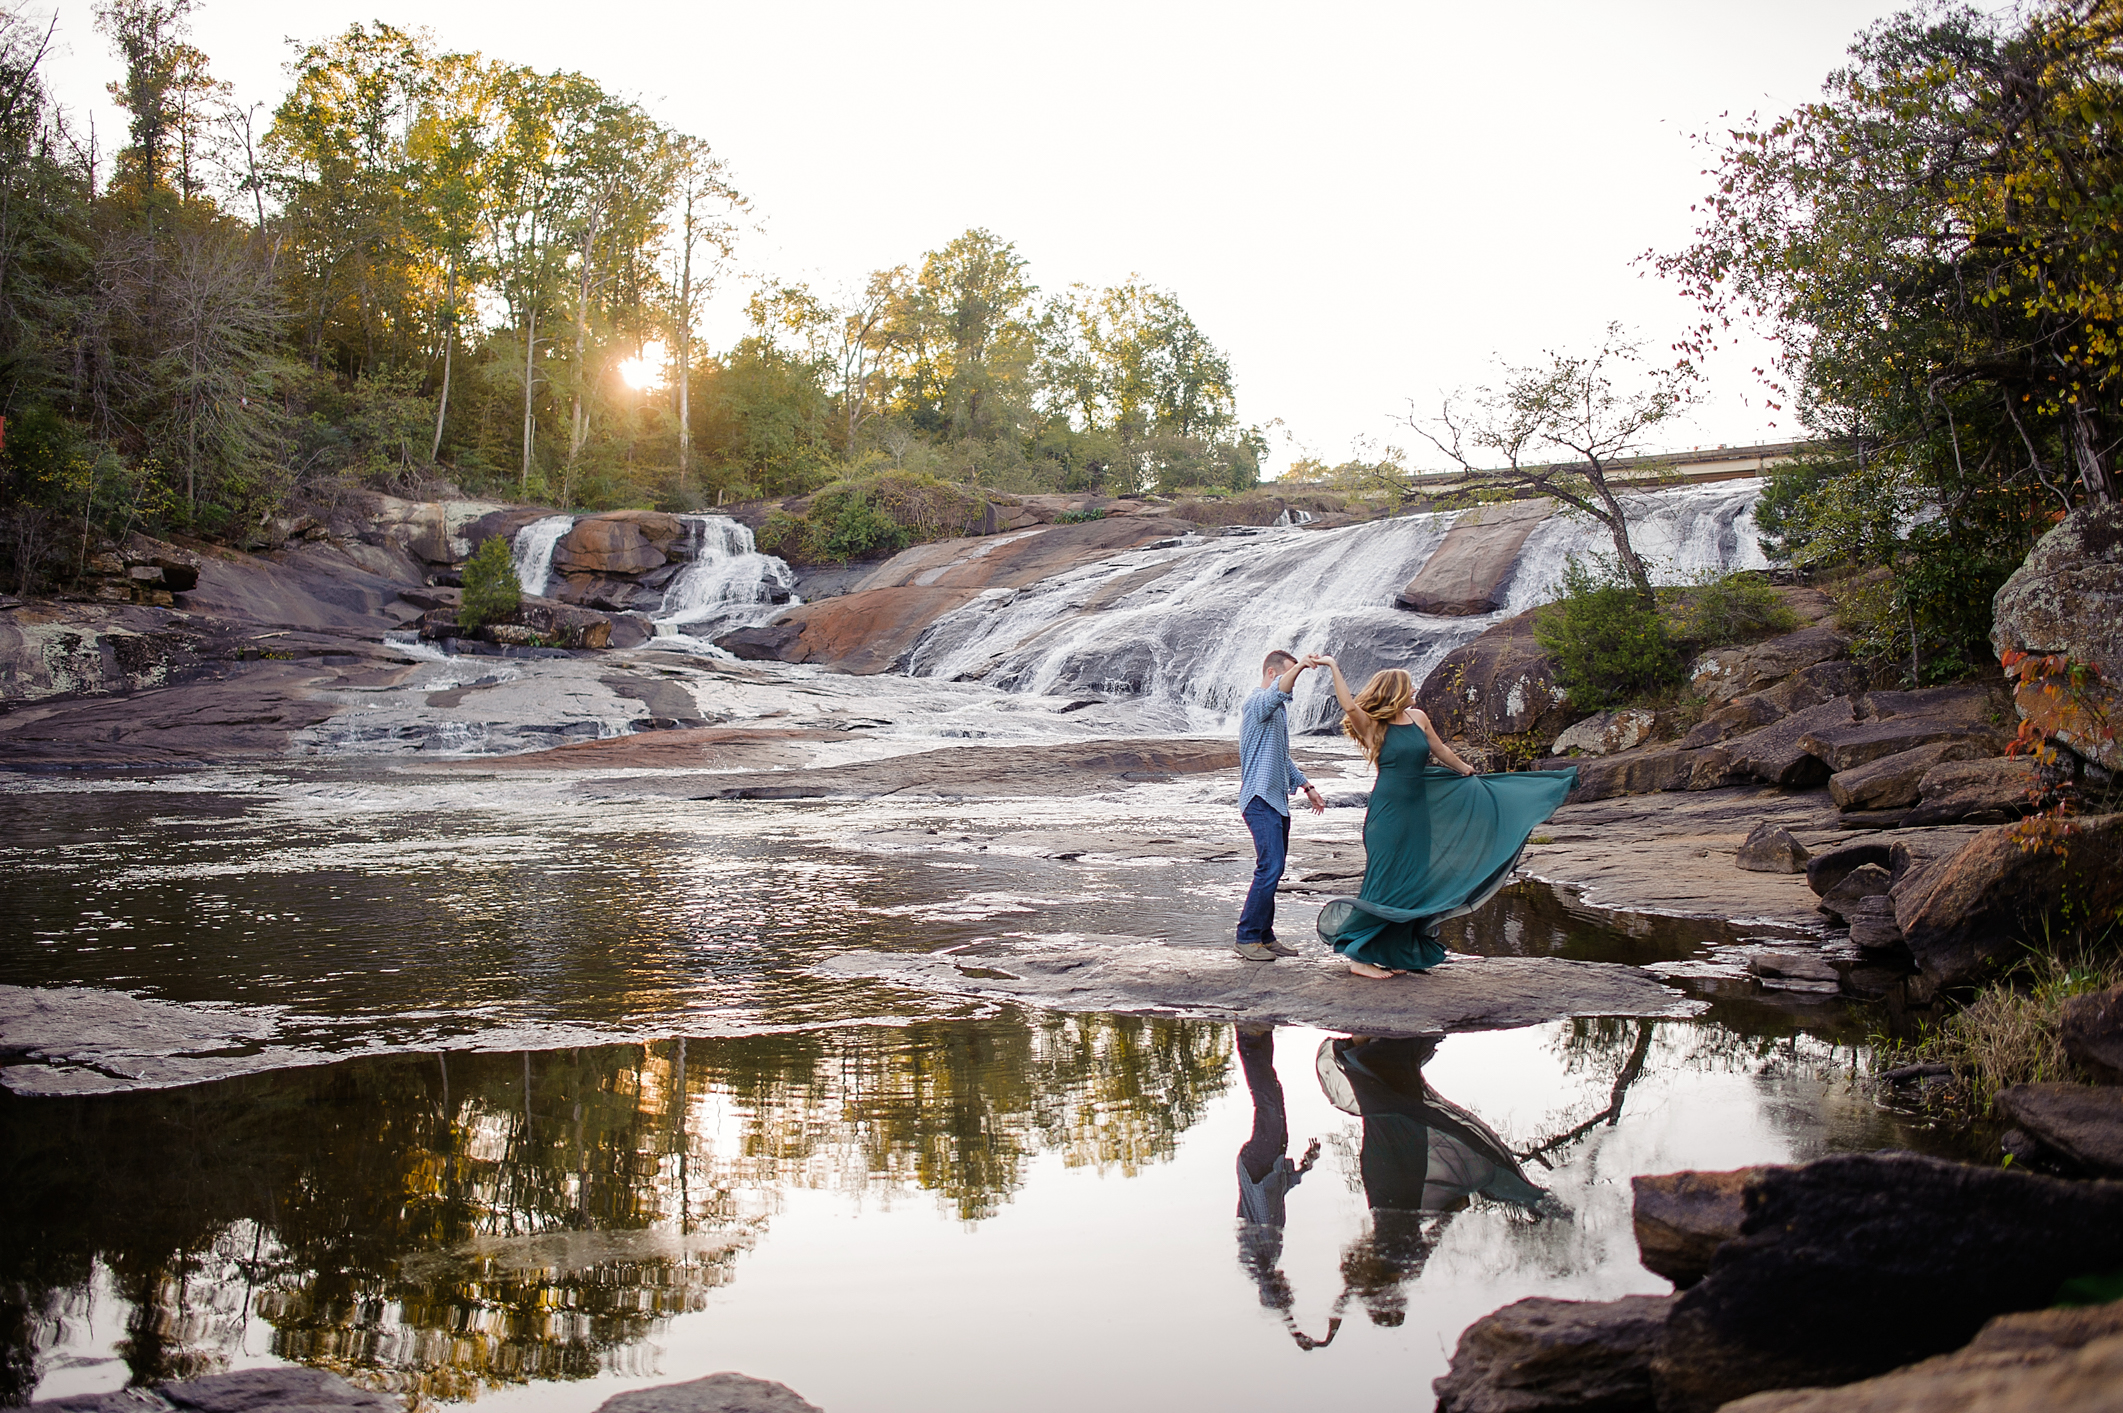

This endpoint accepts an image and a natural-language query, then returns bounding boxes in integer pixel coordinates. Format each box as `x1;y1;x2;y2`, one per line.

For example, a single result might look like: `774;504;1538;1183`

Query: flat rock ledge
815;941;1703;1035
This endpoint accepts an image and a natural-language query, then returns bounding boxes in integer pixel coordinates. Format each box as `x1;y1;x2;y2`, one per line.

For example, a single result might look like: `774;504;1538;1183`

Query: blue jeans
1237;796;1291;945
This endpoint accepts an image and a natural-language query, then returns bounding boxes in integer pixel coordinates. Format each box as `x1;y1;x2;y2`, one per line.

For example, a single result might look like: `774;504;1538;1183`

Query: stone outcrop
1689;625;1852;705
1719;1302;2123;1413
1798;718;2007;775
593;1373;822;1413
1648;1153;2123;1412
1892;814;2123;991
554;510;685;577
369;493;515;566
1631;1166;1767;1287
1735;822;1809;873
1828;740;1993;812
1418;608;1574;744
1550;707;1656;757
1995;1082;2123;1176
1816;862;1892;924
1993;500;2123;769
717;514;1197;674
2062;983;2123;1083
1431;1294;1675;1412
818;942;1702;1042
1719;698;1858;789
1394;498;1552;615
1901;756;2045;827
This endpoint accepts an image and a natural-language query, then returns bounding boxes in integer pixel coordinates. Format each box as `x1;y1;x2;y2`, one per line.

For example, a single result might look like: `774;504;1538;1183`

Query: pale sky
39;0;1930;473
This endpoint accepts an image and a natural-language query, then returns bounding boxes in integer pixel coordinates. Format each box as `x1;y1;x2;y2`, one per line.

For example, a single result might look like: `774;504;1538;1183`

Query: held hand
1298;1137;1321;1172
1303;784;1326;815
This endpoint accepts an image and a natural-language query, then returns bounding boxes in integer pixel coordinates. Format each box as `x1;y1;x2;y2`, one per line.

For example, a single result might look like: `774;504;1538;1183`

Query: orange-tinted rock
1632;1166;1771;1287
731;516;1197;674
554;516;668;576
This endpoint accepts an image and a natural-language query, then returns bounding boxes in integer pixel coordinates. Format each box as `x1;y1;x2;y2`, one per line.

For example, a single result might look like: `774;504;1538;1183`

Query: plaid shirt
1239;686;1309;815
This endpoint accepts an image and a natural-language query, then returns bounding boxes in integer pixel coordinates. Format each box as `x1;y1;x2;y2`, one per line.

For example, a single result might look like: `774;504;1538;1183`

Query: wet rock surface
1432;1293;1675;1413
1394;499;1552;616
1993;1082;2123;1176
1631;1166;1766;1288
1649;1152;2123;1411
29;1366;397;1410
815;940;1704;1036
1719;1302;2123;1413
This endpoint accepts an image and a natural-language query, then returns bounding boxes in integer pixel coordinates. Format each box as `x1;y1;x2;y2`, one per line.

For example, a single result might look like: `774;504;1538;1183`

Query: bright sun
616;341;668;391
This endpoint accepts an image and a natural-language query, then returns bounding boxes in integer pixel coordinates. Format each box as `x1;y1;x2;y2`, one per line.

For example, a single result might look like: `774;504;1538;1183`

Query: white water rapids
510;512;798;638
907;479;1769;732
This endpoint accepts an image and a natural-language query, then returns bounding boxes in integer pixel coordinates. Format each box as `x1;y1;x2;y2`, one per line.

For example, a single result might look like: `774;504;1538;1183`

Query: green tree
889;228;1036;446
1409;325;1693;605
457;533;519;628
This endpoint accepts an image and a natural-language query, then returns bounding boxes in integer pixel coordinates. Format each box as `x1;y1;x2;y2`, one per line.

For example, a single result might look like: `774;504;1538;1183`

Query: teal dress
1317;724;1576;971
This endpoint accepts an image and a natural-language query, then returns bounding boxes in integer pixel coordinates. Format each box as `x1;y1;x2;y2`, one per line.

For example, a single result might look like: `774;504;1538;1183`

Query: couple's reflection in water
1234;1026;1546;1349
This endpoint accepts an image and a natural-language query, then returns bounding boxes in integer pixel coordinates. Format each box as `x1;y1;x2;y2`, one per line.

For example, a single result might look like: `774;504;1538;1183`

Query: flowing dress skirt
1316;723;1575;972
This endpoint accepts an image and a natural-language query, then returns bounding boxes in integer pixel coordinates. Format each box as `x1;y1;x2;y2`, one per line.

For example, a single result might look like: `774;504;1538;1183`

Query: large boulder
1892;815;2123;990
1648;1152;2123;1412
1689;625;1852;706
1550;707;1656;757
1995;1082;2123;1176
1735;823;1810;874
1632;1166;1767;1288
1431;1294;1675;1413
1993;500;2123;769
1723;698;1858;788
2062;983;2123;1083
1719;1302;2123;1413
1394;499;1552;615
1902;756;2046;828
371;495;514;564
1828;740;1993;812
1797;718;2007;775
1417;607;1575;743
1565;745;1701;802
555;515;669;576
1681;692;1788;748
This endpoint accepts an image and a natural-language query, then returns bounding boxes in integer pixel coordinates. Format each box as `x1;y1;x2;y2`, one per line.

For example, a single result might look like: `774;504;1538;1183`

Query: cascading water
906;478;1772;732
506;513;797;642
652;515;799;636
511;515;576;597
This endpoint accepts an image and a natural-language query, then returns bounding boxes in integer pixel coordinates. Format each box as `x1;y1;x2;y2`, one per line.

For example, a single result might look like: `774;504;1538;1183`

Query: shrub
1668;572;1798;649
1879;949;2122;1114
458;535;521;630
1053;507;1106;524
1534;557;1684;711
806;488;909;562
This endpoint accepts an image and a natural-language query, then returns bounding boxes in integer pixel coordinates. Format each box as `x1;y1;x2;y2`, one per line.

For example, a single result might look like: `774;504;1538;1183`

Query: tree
889;228;1036;445
1409;325;1694;605
666;135;740;488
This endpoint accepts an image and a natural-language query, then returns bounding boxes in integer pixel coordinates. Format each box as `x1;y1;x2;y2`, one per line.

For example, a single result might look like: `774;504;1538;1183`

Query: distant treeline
0;3;1264;591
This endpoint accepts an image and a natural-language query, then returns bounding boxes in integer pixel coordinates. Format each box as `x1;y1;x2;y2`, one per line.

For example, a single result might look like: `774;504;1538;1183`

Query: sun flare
616;341;668;391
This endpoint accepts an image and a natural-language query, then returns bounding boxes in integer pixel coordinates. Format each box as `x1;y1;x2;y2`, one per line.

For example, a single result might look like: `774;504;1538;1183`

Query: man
1235;649;1326;961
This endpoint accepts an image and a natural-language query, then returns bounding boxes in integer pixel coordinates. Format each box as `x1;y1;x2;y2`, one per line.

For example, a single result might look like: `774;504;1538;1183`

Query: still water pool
0;769;1949;1410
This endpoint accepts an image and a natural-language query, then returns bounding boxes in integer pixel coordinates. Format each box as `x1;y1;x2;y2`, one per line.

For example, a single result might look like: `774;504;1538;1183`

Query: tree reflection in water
0;1013;1230;1405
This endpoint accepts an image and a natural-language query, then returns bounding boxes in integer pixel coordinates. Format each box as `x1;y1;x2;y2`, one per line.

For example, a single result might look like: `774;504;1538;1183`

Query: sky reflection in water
11;1013;1934;1412
1;772;1943;1410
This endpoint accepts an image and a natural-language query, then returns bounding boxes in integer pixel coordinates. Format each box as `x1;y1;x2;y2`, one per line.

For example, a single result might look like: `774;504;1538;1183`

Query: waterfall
511;515;576;597
651;515;799;635
905;478;1771;732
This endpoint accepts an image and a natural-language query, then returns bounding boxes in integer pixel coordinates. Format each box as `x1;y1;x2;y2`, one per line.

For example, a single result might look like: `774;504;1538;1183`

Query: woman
1312;658;1575;979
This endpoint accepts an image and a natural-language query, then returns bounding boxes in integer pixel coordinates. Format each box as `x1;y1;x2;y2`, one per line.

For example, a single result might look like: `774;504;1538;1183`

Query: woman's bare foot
1347;960;1399;979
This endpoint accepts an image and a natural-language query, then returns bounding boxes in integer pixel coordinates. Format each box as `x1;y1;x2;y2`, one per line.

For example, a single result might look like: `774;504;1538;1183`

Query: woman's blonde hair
1343;669;1415;763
